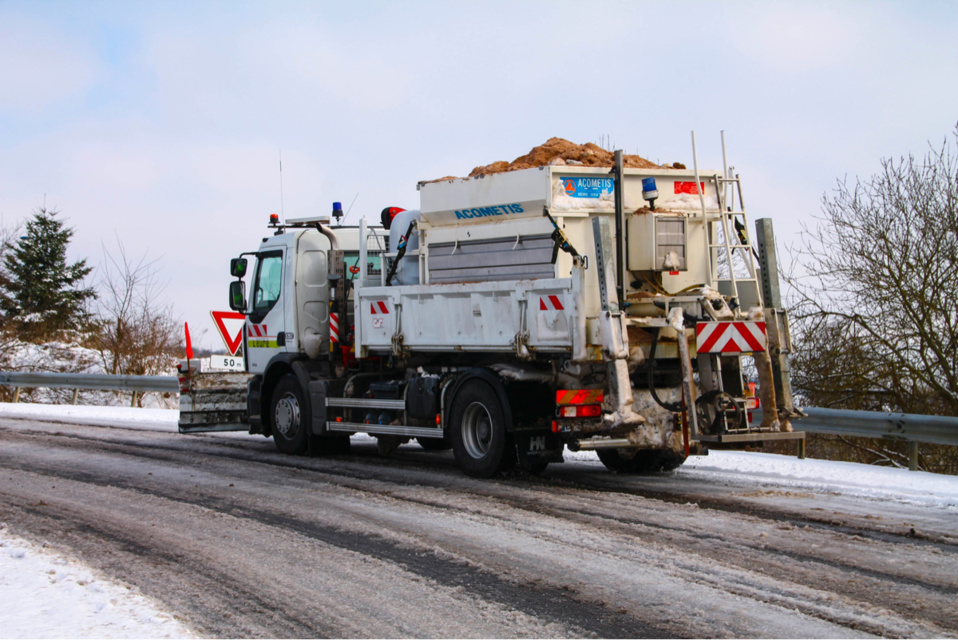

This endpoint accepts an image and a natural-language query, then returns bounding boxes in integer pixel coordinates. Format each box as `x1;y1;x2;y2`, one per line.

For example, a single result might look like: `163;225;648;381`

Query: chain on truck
178;136;805;478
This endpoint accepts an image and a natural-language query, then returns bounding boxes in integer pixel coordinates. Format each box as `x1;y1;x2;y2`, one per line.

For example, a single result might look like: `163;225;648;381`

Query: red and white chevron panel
696;321;767;354
539;295;565;311
369;301;389;315
329;312;339;343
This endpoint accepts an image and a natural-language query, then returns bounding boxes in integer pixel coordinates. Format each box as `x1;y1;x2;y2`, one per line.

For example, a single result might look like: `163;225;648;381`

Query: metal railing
0;371;955;470
0;371;178;406
755;407;958;471
797;407;958;447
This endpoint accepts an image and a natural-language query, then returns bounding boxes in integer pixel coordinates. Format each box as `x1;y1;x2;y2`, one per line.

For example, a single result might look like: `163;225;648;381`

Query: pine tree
0;207;96;341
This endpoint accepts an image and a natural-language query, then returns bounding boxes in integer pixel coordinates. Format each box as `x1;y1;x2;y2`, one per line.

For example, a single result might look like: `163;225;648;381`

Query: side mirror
230;257;248;278
229;280;247;312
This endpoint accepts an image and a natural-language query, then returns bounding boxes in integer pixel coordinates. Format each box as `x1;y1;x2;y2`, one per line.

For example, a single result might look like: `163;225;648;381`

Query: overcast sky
1;0;956;349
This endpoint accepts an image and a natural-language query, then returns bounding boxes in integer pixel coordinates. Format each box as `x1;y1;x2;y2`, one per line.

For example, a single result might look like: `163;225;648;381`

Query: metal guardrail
755;407;958;471
797;407;958;447
750;407;958;447
0;371;178;405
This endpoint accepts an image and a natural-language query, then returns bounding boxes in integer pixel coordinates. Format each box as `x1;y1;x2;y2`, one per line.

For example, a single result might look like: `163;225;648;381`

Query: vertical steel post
755;218;783;308
909;441;919;471
72;388;79;405
755;218;798;418
612;150;625;306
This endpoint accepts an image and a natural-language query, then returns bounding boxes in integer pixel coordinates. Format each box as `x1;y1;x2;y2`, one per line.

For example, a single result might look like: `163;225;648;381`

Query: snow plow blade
177;364;251;433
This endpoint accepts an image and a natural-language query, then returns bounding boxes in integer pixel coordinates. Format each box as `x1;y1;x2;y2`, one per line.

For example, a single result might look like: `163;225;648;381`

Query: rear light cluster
745;396;760;410
555;389;604;421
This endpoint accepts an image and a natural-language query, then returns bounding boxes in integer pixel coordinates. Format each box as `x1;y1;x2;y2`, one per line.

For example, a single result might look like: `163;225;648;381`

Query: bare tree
787;126;958;417
90;238;180;405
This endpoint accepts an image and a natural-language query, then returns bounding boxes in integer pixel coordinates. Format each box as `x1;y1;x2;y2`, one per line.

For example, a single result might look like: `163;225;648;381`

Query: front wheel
450;380;508;478
596;448;686;474
271;374;309;455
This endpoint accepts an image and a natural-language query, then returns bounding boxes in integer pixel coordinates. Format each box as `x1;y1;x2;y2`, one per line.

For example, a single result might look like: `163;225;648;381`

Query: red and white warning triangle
210;310;246;356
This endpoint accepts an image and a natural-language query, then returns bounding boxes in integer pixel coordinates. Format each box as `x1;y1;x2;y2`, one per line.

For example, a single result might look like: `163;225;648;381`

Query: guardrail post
72;388;79;405
130;391;138;408
798;437;806;460
13;387;20;403
909;442;919;471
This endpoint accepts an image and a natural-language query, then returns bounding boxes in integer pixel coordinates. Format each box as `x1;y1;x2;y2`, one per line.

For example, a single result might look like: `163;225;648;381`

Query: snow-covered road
1;403;956;637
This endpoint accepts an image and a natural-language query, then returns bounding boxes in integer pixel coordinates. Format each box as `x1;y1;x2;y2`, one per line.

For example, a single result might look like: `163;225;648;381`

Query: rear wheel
597;448;686;474
450;380;508;478
271;374;309;455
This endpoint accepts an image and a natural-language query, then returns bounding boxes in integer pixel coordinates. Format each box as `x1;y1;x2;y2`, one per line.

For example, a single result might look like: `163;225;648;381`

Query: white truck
179;144;803;477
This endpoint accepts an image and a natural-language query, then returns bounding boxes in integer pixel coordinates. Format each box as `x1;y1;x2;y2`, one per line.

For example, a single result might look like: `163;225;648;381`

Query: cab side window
253;252;283;314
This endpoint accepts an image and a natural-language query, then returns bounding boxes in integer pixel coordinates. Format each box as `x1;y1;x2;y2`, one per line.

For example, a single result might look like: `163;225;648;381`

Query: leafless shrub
88;238;180;407
787;126;958;415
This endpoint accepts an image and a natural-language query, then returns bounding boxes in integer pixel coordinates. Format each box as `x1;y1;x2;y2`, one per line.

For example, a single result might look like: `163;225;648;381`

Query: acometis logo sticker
560;177;613;199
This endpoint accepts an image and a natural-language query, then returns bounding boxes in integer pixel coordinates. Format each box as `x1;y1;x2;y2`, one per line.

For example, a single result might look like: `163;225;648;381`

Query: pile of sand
423;138;685;184
469;137;667;177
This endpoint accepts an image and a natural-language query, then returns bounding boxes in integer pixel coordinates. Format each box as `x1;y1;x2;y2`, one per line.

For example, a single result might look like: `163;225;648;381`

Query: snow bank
683;449;958;507
0;526;194;638
567;447;958;509
0;402;178;431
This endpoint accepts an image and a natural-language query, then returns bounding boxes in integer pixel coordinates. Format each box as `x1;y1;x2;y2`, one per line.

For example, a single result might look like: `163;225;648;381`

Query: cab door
246;249;288;374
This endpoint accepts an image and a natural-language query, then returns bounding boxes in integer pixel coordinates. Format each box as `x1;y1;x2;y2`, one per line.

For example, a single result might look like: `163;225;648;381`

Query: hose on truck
647;328;686;413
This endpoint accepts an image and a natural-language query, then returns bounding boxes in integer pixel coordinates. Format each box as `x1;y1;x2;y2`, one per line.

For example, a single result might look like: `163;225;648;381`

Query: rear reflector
557;404;602;418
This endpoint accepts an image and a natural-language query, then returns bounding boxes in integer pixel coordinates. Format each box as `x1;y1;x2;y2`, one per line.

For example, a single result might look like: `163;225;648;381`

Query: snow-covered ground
1;402;957;637
0;527;195;639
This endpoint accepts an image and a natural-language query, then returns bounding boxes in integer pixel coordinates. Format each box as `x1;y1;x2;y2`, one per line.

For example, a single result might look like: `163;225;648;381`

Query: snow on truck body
179;145;803;477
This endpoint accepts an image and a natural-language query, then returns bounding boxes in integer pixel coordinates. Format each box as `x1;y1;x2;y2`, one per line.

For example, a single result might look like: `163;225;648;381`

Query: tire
271;374;309;455
450;380;508;478
417;436;450;451
596;448;687;474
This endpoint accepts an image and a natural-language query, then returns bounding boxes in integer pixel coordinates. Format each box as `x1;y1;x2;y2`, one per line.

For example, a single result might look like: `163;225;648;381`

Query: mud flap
513;432;564;468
